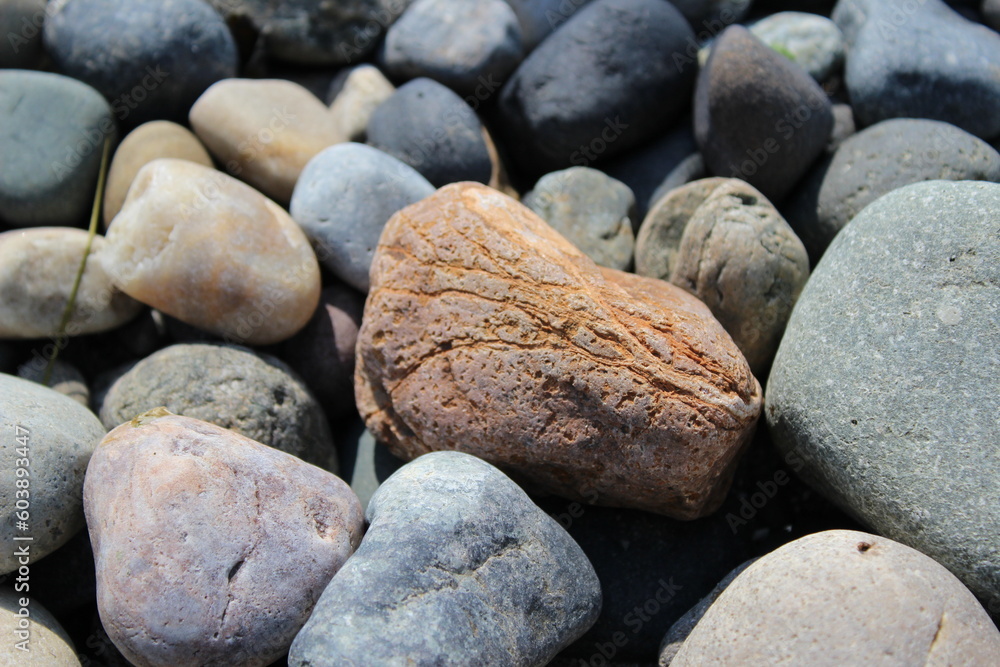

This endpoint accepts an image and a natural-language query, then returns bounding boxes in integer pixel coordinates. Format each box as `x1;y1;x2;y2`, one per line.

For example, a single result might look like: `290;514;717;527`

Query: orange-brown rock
355;182;762;519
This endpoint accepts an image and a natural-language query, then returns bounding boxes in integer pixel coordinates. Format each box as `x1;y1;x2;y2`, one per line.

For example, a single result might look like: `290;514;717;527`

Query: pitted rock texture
355;182;762;519
85;411;364;667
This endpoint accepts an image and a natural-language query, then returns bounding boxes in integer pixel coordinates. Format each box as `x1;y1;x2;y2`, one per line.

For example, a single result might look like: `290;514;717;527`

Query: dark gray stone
98;343;338;471
0;0;47;69
503;0;595;50
381;0;524;97
367;78;492;187
985;0;1000;30
834;0;1000;139
766;180;1000;612
0;70;116;227
44;0;237;128
749;11;845;82
289;142;435;292
785;118;1000;263
497;0;697;177
288;451;602;666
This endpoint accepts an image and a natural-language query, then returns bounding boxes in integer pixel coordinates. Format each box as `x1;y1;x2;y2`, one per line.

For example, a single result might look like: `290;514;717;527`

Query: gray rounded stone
503;0;595;50
749;12;845;82
767;181;1000;610
786;118;1000;263
0;588;80;665
289;451;603;666
99;343;338;471
0;70;116;227
0;373;105;573
290;142;435;292
523;167;636;271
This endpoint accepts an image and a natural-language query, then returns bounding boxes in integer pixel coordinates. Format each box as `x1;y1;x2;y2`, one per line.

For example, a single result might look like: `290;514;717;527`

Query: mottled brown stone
355;182;762;519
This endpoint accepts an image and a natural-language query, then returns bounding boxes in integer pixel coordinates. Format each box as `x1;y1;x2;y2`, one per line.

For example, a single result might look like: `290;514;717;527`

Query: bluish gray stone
750;11;845;82
288;451;602;666
367;78;492;187
503;0;594;50
44;0;237;128
767;180;1000;612
834;0;1000;139
290;142;435;292
0;70;116;227
381;0;524;97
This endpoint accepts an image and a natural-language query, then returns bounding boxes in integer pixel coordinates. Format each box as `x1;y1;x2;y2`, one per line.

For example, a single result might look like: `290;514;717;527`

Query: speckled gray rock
767;181;1000;609
290;143;435;292
749;12;845;82
85;411;365;667
381;0;523;97
0;70;116;227
786;119;1000;263
636;178;809;375
669;531;1000;665
0;0;47;69
18;358;89;406
0;373;105;573
99;344;337;471
524;167;635;270
0;588;80;665
367;78;492;187
328;65;395;141
834;0;1000;139
288;451;602;666
44;0;237;128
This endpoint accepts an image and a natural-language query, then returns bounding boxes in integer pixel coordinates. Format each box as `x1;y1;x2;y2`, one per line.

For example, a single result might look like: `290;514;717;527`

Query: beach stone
18;358;89;406
669;530;1000;665
0;70;116;228
834;0;1000;139
695;25;833;203
523;167;636;271
85;411;364;667
766;181;1000;608
498;0;696;177
749;12;845;82
189;78;344;204
503;0;594;50
0;228;142;339
786;118;1000;263
99;343;338;471
289;451;602;666
0;589;80;665
381;0;523;97
0;0;47;69
290;143;435;292
0;373;105;573
636;179;809;375
101;159;321;345
103;121;213;226
356;182;762;519
367;78;492;187
44;0;237;128
328;64;395;142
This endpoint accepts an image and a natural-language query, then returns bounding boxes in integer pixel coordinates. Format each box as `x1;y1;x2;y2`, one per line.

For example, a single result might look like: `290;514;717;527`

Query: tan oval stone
101;159;321;345
355;182;762;519
84;411;365;667
190;78;344;203
103;120;213;227
0;227;142;339
328;64;395;142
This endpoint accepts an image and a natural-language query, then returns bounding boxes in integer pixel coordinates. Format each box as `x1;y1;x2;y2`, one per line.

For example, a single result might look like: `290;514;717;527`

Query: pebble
103;121;213;226
668;530;1000;664
695;25;833;203
497;0;697;176
44;0;237;128
189;78;344;204
18;358;89;406
0;70;116;227
523;167;636;271
288;451;602;666
289;142;435;292
0;0;47;69
835;0;1000;139
0;373;105;573
786;118;1000;263
0;228;142;339
767;181;1000;607
327;64;395;142
366;77;492;187
636;178;810;375
749;11;845;82
84;411;364;667
99;343;338;471
101;159;321;345
381;0;523;97
355;182;762;519
0;589;80;666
